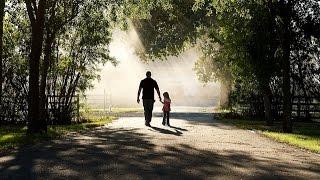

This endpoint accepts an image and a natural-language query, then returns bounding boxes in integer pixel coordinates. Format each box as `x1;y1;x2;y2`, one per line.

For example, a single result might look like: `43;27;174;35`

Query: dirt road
1;112;319;179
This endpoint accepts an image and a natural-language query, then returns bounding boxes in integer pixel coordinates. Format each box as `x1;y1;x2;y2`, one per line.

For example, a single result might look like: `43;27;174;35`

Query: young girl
161;92;171;126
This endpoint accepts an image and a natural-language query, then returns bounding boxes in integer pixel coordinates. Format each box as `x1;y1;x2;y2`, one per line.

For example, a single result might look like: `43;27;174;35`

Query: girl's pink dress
162;98;171;112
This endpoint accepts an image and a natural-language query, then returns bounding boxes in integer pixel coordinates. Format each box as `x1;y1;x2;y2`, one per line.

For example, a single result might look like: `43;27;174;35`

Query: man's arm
155;81;161;102
156;88;161;102
137;81;142;103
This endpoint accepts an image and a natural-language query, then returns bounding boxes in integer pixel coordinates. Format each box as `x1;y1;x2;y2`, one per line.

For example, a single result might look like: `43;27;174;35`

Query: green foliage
125;0;320;123
195;0;277;85
124;0;213;60
50;0;117;94
1;0;121;124
1;0;319;129
1;3;30;122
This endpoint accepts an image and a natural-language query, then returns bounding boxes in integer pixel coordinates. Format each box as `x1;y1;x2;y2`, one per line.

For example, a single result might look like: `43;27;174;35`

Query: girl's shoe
162;121;165;126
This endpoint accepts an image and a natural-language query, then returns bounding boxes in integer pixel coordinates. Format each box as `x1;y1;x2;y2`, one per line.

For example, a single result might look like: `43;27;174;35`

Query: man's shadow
149;126;183;136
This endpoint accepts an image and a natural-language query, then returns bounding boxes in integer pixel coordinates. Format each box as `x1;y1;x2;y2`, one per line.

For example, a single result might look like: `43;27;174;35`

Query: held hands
137;97;161;104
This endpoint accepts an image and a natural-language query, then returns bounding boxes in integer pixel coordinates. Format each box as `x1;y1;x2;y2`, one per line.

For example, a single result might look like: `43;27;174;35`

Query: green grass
47;116;116;136
0;116;116;151
110;107;143;113
80;107;143;117
219;118;320;153
263;132;320;153
80;107;143;113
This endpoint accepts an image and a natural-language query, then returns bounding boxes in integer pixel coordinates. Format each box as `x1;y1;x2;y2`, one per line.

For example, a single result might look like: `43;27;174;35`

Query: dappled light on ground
1;113;319;179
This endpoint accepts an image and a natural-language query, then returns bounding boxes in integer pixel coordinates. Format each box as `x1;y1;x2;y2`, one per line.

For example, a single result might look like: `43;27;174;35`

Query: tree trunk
280;0;293;133
262;86;273;126
0;0;5;121
26;0;47;134
39;31;54;132
282;54;292;132
220;80;231;108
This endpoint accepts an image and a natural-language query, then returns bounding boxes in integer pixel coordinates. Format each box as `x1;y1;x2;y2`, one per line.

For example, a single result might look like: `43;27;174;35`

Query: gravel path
1;112;320;179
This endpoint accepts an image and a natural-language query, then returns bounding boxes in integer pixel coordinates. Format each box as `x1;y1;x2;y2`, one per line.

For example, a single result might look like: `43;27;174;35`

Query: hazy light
86;27;220;108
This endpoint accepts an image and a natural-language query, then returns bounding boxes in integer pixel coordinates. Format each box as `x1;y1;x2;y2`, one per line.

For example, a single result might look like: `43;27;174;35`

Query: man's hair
146;71;151;77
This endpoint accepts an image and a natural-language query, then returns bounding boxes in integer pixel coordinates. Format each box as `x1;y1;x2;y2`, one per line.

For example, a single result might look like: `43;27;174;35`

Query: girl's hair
163;92;170;100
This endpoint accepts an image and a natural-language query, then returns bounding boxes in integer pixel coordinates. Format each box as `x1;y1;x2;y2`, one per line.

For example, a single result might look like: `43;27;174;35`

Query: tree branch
25;1;36;26
32;0;37;14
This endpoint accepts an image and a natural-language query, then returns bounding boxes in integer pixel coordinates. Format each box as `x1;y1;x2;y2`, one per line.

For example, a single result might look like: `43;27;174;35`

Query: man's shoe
162;122;165;126
145;123;151;127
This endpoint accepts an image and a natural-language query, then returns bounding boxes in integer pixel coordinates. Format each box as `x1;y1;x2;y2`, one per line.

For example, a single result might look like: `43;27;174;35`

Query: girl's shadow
168;125;188;132
150;126;183;136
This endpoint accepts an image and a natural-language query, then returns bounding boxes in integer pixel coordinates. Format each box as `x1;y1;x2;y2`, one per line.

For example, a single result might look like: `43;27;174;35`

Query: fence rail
47;95;80;124
238;96;320;120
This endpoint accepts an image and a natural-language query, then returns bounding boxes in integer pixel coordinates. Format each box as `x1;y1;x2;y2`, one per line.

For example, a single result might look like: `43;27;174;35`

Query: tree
1;1;30;124
39;0;80;126
276;0;293;132
200;0;319;131
276;0;320;131
46;0;116;124
0;0;120;126
124;0;320;132
127;0;277;122
25;0;47;133
0;0;5;118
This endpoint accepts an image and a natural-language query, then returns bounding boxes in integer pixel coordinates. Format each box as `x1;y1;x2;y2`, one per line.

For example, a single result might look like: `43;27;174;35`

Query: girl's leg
162;112;166;125
166;112;170;126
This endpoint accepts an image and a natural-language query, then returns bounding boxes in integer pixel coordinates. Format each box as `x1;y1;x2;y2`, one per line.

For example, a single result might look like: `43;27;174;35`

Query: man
137;71;161;126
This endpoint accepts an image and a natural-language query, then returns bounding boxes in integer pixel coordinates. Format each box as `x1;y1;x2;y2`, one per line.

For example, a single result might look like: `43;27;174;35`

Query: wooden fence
238;96;320;120
47;95;80;124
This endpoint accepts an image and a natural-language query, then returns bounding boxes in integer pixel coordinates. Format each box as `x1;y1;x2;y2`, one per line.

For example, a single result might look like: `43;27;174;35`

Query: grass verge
0;116;116;151
218;117;320;153
80;107;143;118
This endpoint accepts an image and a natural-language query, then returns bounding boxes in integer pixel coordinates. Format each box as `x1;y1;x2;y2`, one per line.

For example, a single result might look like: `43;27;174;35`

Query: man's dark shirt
139;78;159;100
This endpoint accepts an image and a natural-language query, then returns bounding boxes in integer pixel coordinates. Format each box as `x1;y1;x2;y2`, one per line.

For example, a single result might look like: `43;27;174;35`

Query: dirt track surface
1;112;320;179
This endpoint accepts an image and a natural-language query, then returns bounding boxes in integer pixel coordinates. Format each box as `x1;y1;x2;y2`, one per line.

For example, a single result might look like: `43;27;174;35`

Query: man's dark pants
143;99;154;125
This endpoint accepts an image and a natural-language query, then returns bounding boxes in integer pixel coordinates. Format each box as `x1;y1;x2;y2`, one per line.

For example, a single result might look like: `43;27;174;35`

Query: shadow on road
1;126;319;179
149;126;183;136
168;125;188;131
123;112;216;126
